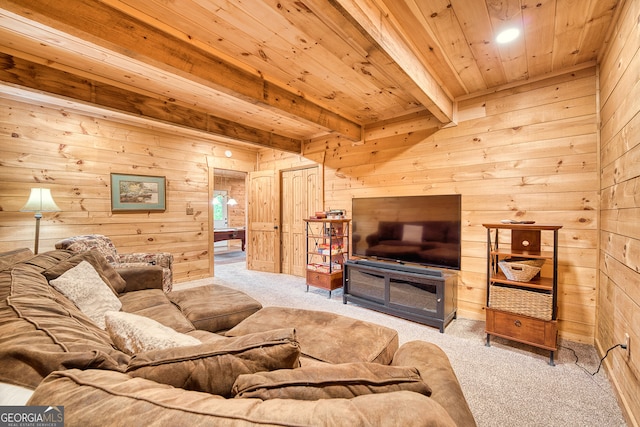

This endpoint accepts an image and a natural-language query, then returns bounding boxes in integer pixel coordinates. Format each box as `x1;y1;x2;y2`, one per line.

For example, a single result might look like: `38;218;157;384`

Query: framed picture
110;173;166;212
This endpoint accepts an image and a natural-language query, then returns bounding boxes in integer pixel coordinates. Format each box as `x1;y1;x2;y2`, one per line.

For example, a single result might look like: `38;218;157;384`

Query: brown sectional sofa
0;248;476;426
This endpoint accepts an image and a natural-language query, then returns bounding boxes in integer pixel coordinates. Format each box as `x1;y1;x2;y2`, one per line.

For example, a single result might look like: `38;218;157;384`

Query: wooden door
247;170;280;272
281;167;321;276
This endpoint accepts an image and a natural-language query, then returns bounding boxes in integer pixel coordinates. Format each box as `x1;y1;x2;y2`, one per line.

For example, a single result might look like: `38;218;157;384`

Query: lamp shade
227;198;238;206
20;188;61;213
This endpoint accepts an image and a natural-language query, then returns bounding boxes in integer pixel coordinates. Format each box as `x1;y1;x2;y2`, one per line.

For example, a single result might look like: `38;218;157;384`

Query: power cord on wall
562;343;628;376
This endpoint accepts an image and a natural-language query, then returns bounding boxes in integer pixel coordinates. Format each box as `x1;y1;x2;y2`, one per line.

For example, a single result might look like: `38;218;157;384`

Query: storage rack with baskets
304;219;350;297
483;223;562;365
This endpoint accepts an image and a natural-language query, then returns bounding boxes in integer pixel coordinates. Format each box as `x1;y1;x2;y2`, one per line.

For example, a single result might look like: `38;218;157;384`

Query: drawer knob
514;320;522;327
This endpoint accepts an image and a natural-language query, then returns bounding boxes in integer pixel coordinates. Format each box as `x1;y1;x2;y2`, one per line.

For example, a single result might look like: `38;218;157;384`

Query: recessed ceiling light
496;28;520;44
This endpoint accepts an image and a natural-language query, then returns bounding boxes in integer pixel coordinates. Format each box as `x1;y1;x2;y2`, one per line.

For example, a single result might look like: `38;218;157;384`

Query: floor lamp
20;188;61;254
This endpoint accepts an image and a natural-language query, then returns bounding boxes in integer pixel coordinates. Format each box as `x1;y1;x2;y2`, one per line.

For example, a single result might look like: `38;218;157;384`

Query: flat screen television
351;195;461;270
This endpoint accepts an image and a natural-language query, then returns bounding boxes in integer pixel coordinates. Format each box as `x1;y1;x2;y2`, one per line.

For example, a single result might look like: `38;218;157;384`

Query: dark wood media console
343;259;457;333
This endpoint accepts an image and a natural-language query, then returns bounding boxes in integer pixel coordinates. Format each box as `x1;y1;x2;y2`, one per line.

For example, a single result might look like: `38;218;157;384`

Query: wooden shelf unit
483;223;562;365
304;218;350;297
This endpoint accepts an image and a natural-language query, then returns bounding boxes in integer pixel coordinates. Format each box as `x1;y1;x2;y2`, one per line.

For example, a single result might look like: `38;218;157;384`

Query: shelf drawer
486;308;557;350
306;271;343;291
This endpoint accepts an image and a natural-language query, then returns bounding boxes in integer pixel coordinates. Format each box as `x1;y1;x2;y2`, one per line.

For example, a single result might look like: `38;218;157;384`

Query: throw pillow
402;224;423;243
104;311;201;355
232;362;431;400
48;260;122;329
43;249;127;294
126;328;300;397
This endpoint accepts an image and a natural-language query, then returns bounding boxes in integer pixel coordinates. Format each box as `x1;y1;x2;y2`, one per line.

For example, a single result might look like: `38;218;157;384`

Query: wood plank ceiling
0;0;620;152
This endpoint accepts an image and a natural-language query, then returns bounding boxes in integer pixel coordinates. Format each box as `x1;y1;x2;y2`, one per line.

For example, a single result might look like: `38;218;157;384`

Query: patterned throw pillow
43;249;126;294
48;260;122;329
104;311;201;355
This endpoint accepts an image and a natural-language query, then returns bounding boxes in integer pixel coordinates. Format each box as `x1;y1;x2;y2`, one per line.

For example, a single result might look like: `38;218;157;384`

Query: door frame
207;156;253;276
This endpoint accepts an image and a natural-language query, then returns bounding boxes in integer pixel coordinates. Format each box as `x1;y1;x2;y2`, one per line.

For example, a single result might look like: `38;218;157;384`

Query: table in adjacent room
214;227;246;251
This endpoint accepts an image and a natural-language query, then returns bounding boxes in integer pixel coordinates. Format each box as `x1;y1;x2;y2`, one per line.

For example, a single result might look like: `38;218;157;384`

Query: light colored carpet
177;263;627;427
213;250;246;265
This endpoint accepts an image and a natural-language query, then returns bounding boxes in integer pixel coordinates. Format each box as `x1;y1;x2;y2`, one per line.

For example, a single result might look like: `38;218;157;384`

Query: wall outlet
624;333;630;358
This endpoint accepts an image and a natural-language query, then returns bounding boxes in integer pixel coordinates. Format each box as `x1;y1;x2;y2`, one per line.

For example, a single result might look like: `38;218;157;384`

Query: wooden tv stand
343;259;457;333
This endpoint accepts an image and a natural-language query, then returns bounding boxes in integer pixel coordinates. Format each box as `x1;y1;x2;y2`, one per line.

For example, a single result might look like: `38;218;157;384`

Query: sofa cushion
423;224;448;243
226;307;399;365
118;289;195;333
48;261;122;329
232;362;431;400
29;369;457;426
42;249;127;294
104;311;201;355
1;295;128;388
392;340;477;427
168;284;262;332
115;266;164;292
0;248;33;273
187;329;227;343
19;250;75;271
0;265;129;388
126;328;300;397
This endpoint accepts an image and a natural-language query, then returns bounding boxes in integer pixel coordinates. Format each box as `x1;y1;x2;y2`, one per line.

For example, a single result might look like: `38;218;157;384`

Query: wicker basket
513;258;545;268
498;260;542;282
489;285;552;320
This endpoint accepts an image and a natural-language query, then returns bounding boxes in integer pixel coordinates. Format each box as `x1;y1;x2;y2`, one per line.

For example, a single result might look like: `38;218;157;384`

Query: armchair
55;234;173;292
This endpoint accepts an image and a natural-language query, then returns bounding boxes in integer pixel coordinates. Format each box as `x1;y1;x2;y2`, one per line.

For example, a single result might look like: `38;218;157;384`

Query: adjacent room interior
212;168;247;264
0;0;638;425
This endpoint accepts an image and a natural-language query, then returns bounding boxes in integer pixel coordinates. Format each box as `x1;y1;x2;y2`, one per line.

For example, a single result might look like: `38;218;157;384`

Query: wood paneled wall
597;0;640;423
260;67;600;344
0;98;257;282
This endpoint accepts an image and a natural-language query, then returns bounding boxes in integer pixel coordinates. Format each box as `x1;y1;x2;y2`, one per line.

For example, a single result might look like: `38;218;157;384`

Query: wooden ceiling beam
0;0;362;142
377;0;469;98
0;53;302;153
329;0;455;124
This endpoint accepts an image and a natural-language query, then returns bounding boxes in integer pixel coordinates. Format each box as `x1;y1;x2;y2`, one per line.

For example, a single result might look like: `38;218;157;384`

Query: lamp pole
21;188;61;254
33;212;43;254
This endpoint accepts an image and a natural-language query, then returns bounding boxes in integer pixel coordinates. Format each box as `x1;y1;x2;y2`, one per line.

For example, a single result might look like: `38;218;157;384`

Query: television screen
351;195;461;270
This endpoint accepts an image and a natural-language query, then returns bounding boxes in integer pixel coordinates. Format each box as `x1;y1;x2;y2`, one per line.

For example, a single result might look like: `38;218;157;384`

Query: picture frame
110;173;166;212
